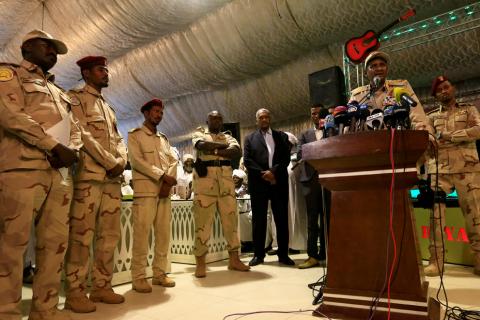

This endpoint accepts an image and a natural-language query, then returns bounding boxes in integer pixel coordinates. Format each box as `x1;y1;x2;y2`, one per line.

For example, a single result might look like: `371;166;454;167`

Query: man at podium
349;50;432;134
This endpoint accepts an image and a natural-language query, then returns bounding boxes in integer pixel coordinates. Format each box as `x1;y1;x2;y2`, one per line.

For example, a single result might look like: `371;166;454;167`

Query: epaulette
0;62;19;68
195;126;206;133
350;85;368;96
0;63;18;82
387;79;407;87
426;107;440;115
457;102;471;108
68;88;84;94
157;131;168;139
67;91;82;106
129;127;141;133
222;130;232;136
51;82;67;92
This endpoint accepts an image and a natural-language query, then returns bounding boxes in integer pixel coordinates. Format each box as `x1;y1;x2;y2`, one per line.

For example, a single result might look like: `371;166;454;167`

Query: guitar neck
376;18;401;37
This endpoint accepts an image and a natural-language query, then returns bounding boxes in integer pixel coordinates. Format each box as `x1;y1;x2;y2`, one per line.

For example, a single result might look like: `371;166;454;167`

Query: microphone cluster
322;88;417;138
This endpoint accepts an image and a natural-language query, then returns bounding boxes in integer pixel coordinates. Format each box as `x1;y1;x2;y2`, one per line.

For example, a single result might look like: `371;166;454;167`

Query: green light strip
380;2;479;42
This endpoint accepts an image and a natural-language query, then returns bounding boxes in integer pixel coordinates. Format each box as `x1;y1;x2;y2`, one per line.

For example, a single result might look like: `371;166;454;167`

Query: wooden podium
302;130;439;320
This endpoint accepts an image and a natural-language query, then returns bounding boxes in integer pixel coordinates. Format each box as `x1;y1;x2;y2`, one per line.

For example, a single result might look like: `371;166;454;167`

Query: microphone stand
311;185;330;305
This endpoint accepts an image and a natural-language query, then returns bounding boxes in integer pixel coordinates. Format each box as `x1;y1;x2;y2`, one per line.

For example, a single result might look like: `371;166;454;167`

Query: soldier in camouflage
0;30;79;320
128;99;178;293
192;111;250;277
425;76;480;277
64;56;127;312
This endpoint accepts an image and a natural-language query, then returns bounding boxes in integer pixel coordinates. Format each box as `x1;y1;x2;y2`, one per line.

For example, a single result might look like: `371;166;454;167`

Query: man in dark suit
297;105;330;269
243;108;294;266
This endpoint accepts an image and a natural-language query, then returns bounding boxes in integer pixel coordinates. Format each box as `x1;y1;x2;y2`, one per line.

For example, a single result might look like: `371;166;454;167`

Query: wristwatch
214;148;218;155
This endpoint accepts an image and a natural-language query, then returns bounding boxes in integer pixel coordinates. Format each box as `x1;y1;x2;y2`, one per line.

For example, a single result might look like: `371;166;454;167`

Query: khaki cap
364;51;389;68
21;29;68;55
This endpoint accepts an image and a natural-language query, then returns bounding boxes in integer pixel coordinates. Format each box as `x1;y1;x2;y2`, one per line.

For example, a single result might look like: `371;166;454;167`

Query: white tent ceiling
1;0;478;142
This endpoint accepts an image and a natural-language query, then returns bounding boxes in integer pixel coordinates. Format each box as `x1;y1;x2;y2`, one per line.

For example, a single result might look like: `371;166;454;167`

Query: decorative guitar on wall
344;8;416;64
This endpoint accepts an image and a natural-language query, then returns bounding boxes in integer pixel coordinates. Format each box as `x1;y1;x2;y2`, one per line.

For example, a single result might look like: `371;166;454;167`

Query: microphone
393;88;417;108
346;101;359;133
324;114;337;138
383;105;395;129
333;106;348;135
366;109;383;130
357;104;370;132
373;76;382;90
318;118;326;129
393;103;410;130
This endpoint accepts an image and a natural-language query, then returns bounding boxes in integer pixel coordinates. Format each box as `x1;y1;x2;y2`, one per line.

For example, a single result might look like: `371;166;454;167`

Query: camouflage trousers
430;173;480;256
0;169;72;320
64;181;121;297
131;196;171;280
193;193;240;256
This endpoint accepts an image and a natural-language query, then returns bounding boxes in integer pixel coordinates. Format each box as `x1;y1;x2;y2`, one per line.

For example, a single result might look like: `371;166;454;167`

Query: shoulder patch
129;127;141;133
0;67;15;82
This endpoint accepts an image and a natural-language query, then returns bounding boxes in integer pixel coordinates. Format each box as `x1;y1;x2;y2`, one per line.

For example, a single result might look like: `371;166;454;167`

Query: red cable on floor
387;128;398;320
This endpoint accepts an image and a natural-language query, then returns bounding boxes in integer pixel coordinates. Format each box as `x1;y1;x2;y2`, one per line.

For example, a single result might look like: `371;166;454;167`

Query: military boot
132;278;152;293
152;273;176;287
424;246;444;277
29;308;72;320
195;254;207;278
228;251;250;272
89;288;125;304
64;294;96;313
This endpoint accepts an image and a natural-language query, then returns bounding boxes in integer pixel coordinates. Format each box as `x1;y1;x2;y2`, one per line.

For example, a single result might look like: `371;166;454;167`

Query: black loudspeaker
222;122;241;169
308;66;347;108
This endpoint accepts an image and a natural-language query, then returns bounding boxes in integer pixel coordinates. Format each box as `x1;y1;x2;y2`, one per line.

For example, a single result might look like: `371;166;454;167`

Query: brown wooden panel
308;130;437;319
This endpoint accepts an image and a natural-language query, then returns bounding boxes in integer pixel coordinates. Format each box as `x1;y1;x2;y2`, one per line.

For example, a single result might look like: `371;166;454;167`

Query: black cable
223;309;318;320
445;306;480;320
308;185;330;305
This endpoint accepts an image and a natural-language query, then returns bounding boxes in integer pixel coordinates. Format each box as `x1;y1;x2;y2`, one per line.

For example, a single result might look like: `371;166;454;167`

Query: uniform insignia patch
0;68;14;82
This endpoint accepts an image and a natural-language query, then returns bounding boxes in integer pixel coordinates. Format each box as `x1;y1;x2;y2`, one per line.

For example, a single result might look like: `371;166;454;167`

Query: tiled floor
21;253;480;320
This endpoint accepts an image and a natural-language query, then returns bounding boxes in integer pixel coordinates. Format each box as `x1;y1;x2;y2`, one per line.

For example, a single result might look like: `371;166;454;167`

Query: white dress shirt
262;128;275;168
314;127;324;141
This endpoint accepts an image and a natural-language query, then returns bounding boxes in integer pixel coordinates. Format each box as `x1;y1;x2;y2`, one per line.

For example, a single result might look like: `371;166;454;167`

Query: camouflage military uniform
349;79;432;133
128;125;177;281
0;60;82;320
64;84;127;298
192;127;241;256
427;103;480;274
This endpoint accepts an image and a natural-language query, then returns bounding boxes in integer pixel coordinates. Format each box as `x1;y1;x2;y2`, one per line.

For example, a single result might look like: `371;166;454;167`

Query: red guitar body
344;30;380;64
344;8;416;64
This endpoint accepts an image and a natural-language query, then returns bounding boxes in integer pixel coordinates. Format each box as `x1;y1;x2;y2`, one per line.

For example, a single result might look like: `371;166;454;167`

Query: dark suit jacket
243;128;291;193
298;128;321;183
